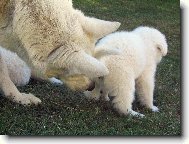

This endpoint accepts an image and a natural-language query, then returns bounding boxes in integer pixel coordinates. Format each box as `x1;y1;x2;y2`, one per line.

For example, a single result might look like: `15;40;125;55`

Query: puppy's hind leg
112;79;144;117
136;68;159;112
0;53;41;105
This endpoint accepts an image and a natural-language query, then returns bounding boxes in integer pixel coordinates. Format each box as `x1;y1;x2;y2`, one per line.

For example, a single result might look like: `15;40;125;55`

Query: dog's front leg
0;53;41;106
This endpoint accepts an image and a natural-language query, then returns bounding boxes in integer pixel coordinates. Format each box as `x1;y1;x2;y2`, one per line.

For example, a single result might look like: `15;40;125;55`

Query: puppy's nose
86;81;95;91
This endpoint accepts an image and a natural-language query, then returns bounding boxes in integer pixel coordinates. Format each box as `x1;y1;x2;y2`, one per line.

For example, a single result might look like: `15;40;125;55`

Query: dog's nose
86;81;95;91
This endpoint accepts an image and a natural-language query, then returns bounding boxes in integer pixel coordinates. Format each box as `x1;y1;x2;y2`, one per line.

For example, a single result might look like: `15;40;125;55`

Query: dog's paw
151;106;159;112
14;93;41;106
49;77;63;85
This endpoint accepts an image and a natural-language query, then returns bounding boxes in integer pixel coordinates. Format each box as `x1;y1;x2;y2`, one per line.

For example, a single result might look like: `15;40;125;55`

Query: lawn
0;0;181;136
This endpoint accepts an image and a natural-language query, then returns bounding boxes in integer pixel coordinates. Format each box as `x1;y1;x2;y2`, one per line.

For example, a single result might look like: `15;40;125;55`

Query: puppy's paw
151;106;159;112
113;102;144;118
103;96;110;101
84;91;100;100
128;109;145;118
84;91;91;97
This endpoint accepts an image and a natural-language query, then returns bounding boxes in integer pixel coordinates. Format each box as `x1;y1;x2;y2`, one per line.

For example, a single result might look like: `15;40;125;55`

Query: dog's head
44;3;120;91
134;26;168;63
14;0;120;91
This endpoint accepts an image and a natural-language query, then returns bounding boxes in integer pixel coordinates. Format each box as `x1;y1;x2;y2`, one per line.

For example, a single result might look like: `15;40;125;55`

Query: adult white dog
0;0;120;105
85;26;168;117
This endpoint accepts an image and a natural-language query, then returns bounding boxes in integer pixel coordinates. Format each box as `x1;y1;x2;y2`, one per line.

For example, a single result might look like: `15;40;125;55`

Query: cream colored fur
85;26;168;117
0;0;120;105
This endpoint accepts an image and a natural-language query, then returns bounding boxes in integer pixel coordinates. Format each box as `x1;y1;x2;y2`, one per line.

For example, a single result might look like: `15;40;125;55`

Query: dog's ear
81;16;121;39
67;0;73;7
67;50;109;78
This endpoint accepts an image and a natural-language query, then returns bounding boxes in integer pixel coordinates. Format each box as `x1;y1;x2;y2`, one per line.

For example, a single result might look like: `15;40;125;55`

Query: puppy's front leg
136;68;159;112
84;78;102;100
0;53;41;105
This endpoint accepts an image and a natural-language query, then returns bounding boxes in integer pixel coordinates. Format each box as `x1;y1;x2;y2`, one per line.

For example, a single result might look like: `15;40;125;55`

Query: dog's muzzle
86;81;95;91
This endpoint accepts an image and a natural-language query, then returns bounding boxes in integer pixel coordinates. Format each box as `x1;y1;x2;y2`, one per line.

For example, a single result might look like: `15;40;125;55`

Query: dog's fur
0;46;31;86
0;46;41;105
0;0;120;105
85;26;168;117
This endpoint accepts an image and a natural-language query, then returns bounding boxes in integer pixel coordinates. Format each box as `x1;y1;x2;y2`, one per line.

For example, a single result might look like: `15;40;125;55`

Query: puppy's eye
157;46;161;51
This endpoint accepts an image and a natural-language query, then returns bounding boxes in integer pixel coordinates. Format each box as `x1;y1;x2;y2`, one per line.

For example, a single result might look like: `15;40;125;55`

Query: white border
3;137;186;144
0;136;7;144
0;1;186;144
182;0;189;144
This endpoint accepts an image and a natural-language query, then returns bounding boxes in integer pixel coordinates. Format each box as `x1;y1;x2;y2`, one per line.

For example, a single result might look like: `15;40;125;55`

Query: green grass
0;0;180;136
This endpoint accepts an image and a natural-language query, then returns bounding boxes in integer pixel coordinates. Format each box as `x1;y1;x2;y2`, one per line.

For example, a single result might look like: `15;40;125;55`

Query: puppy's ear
67;50;109;78
78;13;120;39
157;43;168;56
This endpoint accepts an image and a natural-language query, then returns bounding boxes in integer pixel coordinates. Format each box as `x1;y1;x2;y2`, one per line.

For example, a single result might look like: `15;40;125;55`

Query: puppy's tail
94;46;121;59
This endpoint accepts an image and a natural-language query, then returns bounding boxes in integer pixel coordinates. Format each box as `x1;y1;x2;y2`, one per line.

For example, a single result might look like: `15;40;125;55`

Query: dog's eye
98;76;104;80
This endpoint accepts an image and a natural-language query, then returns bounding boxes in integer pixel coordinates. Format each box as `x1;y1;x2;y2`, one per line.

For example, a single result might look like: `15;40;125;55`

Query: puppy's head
134;26;168;63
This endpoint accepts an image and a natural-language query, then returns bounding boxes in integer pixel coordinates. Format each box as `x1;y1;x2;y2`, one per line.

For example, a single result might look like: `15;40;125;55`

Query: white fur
0;45;64;87
0;46;31;86
0;0;120;105
48;77;63;85
85;26;168;117
0;0;120;81
0;46;41;105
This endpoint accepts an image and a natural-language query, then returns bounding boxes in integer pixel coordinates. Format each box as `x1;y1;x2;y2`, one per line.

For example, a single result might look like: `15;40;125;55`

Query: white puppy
85;26;168;117
0;46;31;86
